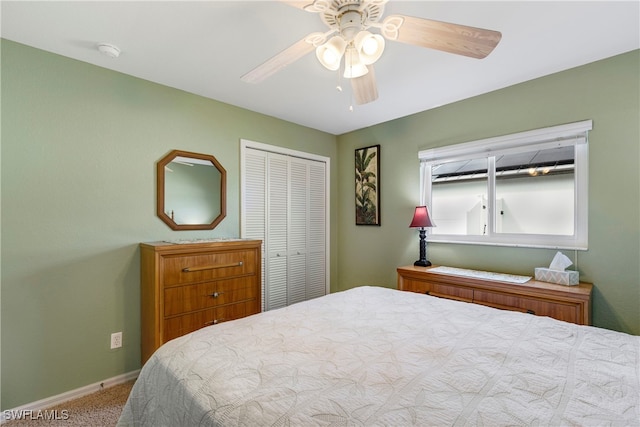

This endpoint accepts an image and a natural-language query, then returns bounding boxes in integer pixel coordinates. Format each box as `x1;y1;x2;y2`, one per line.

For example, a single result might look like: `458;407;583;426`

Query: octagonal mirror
157;150;226;230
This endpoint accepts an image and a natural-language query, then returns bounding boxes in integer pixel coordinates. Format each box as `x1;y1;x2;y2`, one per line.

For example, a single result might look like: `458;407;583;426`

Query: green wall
0;40;338;409
337;50;640;336
2;38;638;410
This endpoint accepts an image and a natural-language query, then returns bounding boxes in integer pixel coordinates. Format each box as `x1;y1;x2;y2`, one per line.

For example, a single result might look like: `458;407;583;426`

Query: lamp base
414;259;432;267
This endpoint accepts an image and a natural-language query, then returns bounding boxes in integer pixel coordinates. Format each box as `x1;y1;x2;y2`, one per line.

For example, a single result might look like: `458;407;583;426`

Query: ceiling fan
241;0;502;106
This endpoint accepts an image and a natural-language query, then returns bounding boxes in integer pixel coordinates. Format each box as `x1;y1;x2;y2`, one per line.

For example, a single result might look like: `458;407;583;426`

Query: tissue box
534;268;579;286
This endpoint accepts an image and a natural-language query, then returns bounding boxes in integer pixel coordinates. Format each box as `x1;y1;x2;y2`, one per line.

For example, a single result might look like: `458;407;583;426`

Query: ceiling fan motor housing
321;0;387;38
340;10;364;40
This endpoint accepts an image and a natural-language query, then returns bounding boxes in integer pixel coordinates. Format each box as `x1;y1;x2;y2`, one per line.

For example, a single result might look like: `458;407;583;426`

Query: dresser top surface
141;239;261;252
398;265;593;296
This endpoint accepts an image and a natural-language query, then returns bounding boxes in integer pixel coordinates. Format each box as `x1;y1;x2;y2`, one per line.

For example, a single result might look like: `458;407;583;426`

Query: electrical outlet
110;332;122;349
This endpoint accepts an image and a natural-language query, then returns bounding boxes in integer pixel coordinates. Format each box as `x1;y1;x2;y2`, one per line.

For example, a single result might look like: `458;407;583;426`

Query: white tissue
549;251;572;271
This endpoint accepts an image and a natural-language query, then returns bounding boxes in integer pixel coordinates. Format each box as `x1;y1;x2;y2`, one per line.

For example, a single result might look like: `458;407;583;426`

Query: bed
118;286;640;426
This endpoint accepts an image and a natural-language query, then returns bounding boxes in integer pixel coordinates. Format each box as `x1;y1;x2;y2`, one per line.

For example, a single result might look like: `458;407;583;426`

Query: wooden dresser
397;265;592;325
140;239;261;363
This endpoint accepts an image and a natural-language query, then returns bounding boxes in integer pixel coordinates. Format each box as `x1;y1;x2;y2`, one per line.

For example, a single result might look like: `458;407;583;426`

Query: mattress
118;286;640;426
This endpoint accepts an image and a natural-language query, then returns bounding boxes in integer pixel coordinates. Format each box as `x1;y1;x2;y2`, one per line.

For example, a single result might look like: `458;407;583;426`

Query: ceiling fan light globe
362;38;378;55
315;36;346;71
324;49;338;62
355;31;385;65
344;64;368;79
343;48;368;79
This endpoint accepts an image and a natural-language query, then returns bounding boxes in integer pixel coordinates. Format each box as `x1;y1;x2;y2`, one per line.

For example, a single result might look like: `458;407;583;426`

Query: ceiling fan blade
241;35;319;84
383;14;502;59
351;66;378;105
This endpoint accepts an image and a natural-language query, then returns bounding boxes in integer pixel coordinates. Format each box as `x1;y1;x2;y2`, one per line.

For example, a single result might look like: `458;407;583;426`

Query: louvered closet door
242;143;328;312
288;158;308;305
267;153;289;311
307;161;326;299
243;149;267;310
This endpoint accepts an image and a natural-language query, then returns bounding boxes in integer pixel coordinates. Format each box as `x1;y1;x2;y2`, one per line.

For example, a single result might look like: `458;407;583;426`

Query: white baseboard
1;369;140;423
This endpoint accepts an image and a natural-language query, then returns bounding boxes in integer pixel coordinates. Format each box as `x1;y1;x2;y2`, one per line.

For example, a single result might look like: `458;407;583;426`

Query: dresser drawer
473;290;579;323
162;250;256;286
163;300;259;342
401;278;473;302
400;278;430;294
164;277;257;316
430;283;473;302
472;290;535;313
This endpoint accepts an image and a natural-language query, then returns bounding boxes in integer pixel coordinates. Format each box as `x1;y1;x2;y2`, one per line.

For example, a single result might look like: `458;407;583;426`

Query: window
419;120;591;249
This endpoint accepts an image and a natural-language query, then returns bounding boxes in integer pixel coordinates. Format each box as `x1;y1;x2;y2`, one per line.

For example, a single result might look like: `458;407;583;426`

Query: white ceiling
2;1;639;135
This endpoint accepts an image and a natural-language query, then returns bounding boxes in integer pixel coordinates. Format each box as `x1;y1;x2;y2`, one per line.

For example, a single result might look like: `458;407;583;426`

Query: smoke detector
97;43;120;58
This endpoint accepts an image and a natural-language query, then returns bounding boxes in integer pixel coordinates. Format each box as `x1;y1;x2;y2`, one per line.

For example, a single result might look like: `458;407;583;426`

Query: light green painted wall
2;38;638;409
337;50;640;336
0;40;338;409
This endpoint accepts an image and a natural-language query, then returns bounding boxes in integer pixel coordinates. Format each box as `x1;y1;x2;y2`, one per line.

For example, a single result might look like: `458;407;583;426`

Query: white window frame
419;120;592;250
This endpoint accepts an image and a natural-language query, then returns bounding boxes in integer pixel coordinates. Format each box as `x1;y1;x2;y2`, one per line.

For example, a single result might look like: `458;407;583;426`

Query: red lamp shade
409;206;435;228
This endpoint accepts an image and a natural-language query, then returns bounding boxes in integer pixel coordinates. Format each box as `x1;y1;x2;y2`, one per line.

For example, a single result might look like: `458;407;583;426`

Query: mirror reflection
157;150;226;230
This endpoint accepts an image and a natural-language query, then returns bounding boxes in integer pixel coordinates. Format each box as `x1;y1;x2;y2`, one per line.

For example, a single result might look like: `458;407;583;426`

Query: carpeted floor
4;380;135;427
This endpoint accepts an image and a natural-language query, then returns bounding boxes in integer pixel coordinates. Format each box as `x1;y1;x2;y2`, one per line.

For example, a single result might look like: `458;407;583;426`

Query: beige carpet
4;380;135;427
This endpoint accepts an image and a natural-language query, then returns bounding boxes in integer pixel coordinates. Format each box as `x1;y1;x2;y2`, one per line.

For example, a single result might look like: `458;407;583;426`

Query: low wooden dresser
141;239;261;363
397;265;592;325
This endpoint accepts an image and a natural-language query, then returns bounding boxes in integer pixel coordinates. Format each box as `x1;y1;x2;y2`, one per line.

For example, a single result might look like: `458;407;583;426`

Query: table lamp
409;206;435;267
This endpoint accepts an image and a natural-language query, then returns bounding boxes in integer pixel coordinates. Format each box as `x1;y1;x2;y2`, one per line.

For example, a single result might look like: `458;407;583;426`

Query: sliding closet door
241;142;328;312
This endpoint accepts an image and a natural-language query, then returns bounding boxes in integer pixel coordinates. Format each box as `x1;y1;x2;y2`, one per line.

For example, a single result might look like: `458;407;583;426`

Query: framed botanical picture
355;144;380;226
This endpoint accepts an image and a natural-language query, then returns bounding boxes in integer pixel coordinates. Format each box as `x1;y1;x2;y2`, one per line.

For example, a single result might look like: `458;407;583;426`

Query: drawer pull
182;261;243;273
207;292;224;298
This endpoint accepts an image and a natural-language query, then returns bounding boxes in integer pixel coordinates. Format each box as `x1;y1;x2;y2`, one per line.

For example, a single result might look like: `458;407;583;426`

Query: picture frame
355;144;380;226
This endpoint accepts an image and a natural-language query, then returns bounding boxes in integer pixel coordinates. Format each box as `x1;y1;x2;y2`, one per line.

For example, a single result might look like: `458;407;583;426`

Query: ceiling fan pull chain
340;59;353;112
349;85;355;112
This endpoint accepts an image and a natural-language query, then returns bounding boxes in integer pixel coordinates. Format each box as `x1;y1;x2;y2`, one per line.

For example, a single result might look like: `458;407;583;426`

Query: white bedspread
119;286;640;426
